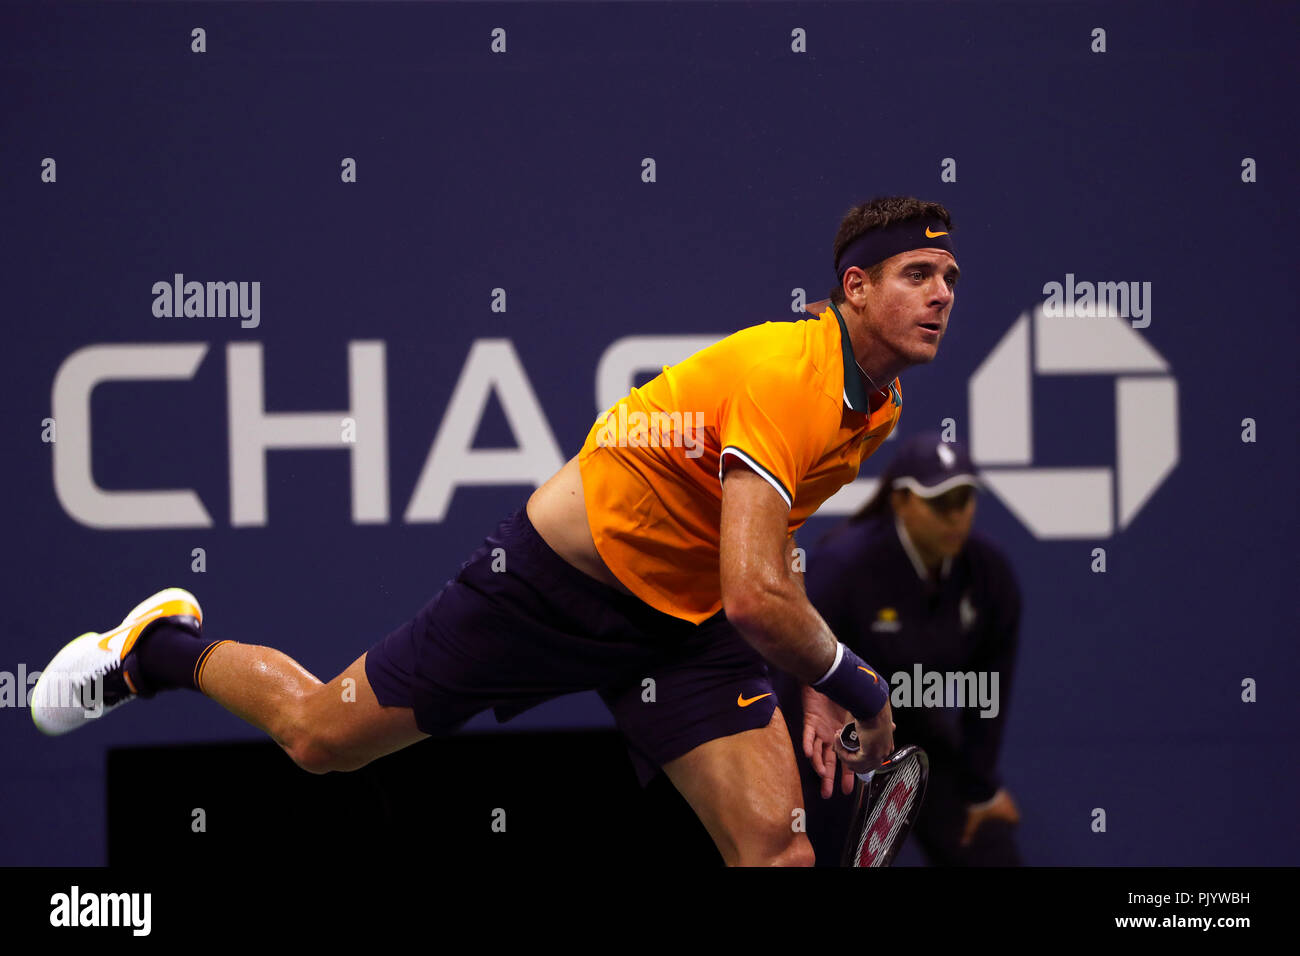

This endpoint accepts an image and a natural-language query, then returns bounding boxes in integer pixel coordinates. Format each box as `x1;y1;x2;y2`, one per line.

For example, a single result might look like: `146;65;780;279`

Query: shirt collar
893;513;952;582
830;302;901;414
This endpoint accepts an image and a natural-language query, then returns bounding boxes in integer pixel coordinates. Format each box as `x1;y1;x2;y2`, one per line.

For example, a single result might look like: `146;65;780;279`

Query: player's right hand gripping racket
838;723;930;868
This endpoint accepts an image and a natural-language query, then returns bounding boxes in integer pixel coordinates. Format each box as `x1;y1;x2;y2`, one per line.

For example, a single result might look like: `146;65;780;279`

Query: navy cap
884;432;980;497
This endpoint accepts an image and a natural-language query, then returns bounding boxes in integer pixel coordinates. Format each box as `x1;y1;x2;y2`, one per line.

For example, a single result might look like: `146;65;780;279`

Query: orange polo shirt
577;302;902;624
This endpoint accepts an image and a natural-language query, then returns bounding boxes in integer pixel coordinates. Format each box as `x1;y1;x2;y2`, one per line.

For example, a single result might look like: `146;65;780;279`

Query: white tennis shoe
30;588;203;736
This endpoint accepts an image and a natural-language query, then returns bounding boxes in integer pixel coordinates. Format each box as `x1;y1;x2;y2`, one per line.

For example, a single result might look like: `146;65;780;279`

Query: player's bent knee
284;732;372;775
727;810;815;867
285;741;332;775
777;836;816;868
280;692;379;774
282;730;338;774
733;830;814;867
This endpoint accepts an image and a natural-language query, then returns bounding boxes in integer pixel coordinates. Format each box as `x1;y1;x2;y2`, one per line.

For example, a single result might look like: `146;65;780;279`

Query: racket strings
854;758;923;867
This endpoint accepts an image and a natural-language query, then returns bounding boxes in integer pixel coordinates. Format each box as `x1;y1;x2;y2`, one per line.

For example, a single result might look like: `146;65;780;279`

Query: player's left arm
783;531;858;796
719;467;893;775
785;531;863;797
718;471;836;682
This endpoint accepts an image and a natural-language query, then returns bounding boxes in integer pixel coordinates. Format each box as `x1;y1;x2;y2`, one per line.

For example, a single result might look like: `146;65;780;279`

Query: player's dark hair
830;197;954;305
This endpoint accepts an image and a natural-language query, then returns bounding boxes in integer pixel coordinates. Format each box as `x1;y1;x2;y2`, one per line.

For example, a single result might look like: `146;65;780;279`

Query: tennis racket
838;723;930;867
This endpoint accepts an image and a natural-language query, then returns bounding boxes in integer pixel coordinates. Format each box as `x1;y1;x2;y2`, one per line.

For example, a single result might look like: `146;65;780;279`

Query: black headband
835;219;956;283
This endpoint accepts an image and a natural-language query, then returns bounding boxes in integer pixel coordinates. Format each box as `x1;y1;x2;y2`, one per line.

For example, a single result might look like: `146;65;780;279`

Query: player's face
896;486;976;562
863;249;959;365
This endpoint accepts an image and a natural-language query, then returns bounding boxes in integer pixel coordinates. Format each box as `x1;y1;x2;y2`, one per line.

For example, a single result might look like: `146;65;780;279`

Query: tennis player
33;196;960;866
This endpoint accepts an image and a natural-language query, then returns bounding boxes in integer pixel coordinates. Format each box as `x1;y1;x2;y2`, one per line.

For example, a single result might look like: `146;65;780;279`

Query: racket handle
839;722;860;752
839;723;877;783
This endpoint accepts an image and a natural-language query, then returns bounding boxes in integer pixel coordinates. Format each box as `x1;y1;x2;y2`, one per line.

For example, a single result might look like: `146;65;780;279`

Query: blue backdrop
1;0;1296;865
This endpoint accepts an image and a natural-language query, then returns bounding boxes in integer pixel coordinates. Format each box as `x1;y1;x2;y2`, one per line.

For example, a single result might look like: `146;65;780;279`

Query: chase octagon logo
966;303;1178;538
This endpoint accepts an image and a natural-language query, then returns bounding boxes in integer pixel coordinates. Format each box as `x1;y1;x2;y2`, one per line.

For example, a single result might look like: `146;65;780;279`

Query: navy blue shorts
364;506;778;784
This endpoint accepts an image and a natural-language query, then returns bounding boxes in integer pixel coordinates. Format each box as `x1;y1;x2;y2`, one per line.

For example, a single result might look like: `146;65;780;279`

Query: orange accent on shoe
99;598;203;658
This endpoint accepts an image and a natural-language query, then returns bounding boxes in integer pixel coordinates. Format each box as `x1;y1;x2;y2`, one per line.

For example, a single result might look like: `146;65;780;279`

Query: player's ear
846;267;871;300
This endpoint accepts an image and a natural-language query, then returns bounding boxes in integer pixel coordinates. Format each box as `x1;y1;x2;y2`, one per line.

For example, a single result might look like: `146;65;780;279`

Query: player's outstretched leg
663;707;814;867
30;588;427;773
198;644;426;773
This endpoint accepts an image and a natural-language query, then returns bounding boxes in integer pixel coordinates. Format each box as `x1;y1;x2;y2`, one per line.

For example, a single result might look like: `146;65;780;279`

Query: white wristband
812;642;845;686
